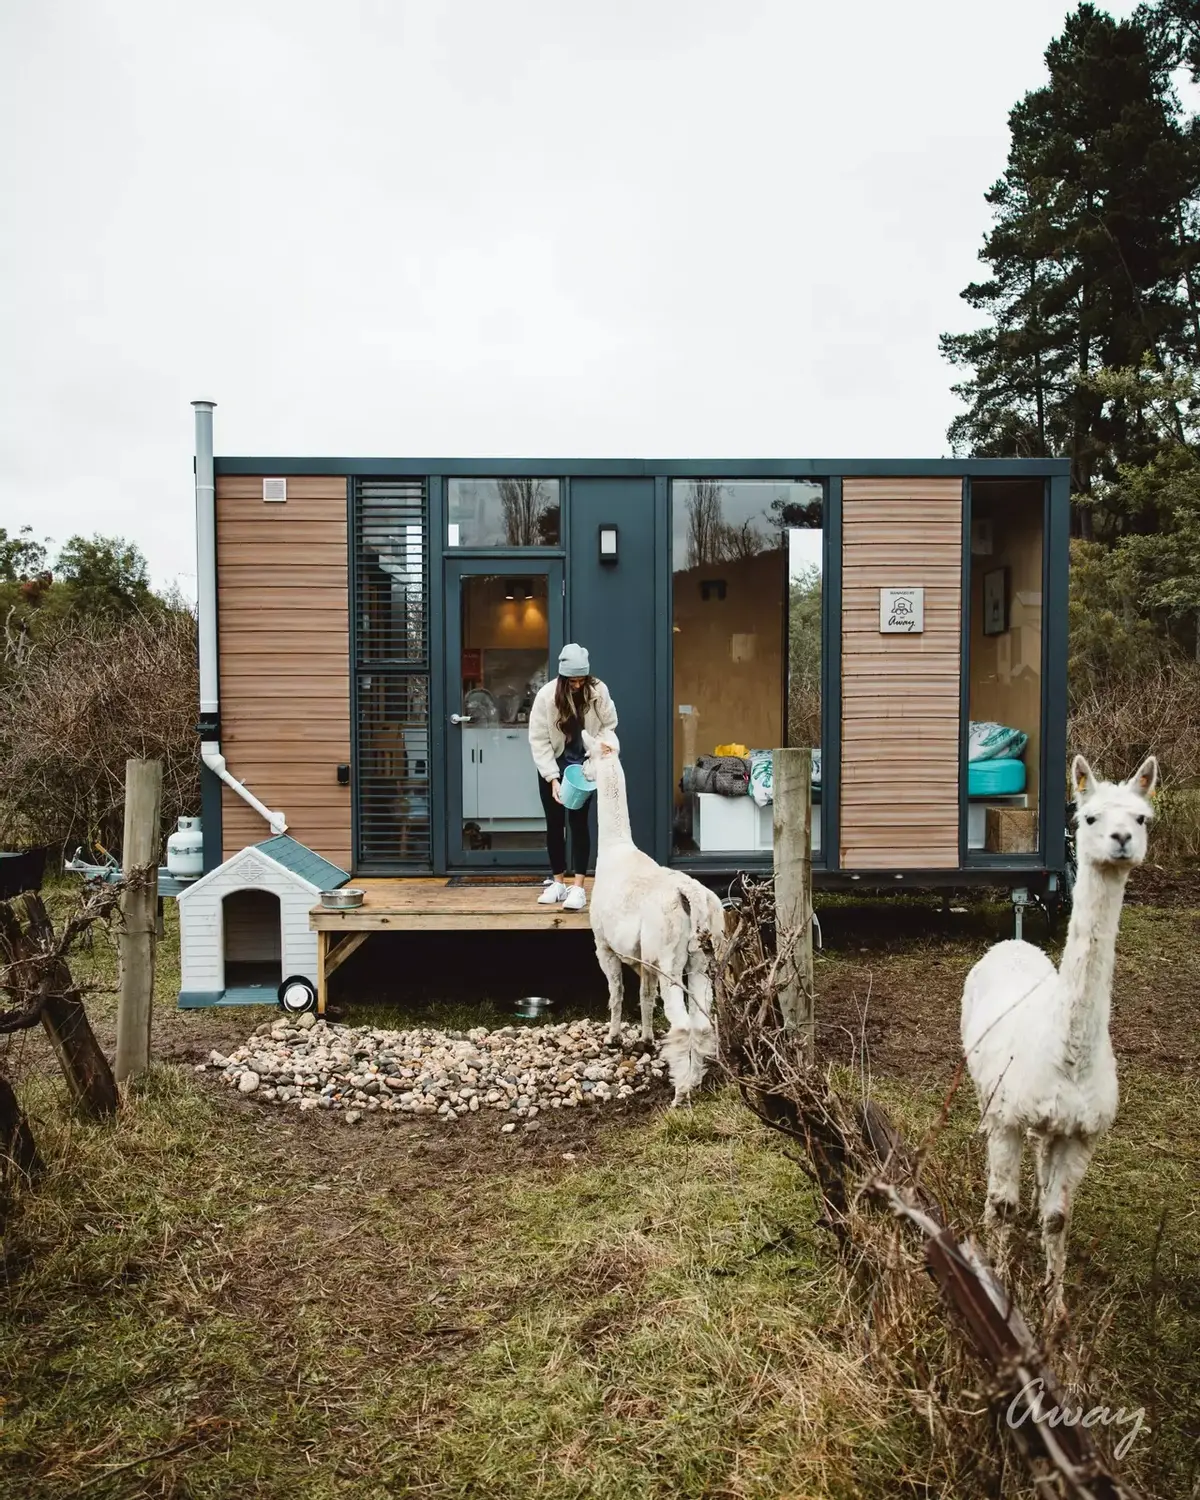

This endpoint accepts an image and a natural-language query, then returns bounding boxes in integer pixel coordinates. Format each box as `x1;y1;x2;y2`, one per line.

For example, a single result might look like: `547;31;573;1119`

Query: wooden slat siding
841;478;963;869
216;475;351;869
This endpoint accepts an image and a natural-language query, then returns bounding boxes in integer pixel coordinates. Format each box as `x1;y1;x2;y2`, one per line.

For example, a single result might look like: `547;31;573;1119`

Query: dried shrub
0;609;199;855
1068;652;1200;866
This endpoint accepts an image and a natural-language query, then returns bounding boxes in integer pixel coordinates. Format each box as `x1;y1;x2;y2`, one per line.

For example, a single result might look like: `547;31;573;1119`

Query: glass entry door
445;559;564;866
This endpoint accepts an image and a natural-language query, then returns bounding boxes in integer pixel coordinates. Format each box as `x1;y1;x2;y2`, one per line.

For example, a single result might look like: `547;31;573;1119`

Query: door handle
450;714;474;725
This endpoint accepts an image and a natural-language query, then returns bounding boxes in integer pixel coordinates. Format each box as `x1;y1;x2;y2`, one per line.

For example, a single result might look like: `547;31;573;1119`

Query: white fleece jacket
528;679;619;783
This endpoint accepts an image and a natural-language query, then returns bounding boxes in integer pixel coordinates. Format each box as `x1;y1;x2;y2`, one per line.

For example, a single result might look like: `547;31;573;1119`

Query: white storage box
696;793;821;854
967;794;1029;851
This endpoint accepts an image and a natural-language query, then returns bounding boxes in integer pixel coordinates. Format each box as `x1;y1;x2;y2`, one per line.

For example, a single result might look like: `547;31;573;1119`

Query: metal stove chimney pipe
191;401;287;857
193;401;219;722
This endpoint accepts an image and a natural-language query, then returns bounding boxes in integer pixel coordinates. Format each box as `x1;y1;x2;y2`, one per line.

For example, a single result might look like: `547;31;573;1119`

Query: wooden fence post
5;896;120;1119
773;746;815;1049
0;1073;41;1192
115;758;163;1083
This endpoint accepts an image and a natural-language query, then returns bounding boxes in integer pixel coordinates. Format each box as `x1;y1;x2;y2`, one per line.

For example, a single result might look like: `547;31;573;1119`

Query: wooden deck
309;877;592;932
308;878;591;1013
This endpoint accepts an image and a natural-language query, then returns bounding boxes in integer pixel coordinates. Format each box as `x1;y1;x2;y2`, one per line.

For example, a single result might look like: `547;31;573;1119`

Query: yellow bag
714;743;748;759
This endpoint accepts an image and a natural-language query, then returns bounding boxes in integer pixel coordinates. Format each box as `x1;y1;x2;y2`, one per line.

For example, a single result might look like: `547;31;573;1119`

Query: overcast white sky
0;0;1142;595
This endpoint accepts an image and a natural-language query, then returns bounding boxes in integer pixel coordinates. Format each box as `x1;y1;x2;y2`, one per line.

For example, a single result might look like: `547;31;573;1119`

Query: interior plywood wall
672;548;785;800
215;475;352;869
840;478;963;869
968;481;1045;811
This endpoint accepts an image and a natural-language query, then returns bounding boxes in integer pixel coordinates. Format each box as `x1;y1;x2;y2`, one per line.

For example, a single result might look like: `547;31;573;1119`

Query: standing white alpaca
581;732;726;1104
961;753;1157;1319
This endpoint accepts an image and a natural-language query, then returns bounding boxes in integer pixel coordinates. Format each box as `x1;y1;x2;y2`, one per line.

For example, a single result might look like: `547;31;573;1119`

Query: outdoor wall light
599;525;619;564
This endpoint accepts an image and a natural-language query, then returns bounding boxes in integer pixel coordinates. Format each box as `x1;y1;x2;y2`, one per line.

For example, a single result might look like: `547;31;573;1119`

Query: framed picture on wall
983;566;1010;636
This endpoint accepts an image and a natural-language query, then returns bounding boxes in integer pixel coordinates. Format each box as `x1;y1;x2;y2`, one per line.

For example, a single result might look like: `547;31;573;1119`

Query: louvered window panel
355;479;428;665
353;479;431;867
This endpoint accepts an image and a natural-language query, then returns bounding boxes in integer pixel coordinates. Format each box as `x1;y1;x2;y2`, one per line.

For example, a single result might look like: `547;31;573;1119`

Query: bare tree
498;480;556;547
685;480;726;567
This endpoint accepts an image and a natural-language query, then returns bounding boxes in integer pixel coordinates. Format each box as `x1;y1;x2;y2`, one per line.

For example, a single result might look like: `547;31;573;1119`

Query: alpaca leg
1032;1133;1050;1213
983;1123;1024;1273
638;965;656;1044
658;973;696;1107
1040;1134;1095;1324
595;941;626;1046
684;951;718;1077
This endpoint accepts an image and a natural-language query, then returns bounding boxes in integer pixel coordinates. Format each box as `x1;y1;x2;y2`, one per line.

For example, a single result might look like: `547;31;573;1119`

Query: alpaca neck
596;761;633;848
1057;857;1129;1067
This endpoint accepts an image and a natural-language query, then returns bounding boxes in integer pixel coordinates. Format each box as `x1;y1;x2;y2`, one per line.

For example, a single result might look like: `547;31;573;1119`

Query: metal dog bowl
320;887;364;910
515;995;553;1019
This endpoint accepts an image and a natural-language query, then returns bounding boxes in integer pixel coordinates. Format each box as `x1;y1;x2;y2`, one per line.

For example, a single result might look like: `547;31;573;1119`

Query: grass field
1;884;1197;1498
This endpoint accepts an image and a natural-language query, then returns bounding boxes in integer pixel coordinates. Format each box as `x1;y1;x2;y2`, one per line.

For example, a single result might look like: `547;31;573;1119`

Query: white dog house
177;836;348;1009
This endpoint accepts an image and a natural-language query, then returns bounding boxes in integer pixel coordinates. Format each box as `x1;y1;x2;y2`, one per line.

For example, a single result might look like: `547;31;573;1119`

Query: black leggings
538;775;591;877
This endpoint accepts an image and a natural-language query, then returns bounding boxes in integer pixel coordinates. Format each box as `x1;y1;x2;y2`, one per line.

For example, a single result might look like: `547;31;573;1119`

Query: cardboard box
985;806;1037;854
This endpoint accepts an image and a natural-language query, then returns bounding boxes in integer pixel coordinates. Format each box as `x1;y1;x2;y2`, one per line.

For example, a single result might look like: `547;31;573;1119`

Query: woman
528;643;618;911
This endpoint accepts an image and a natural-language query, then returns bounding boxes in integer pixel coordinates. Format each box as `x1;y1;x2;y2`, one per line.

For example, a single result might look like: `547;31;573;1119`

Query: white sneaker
537;881;569;905
562;886;587;912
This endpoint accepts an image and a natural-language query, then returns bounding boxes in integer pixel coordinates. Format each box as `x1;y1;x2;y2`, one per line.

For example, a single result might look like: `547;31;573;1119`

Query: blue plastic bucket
560;764;595;810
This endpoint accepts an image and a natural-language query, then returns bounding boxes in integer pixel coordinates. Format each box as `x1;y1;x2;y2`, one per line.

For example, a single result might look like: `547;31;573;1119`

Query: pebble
203;1017;667;1123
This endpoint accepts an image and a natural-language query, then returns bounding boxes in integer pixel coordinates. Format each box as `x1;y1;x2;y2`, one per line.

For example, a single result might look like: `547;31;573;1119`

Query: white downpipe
201;742;288;836
192;400;288;838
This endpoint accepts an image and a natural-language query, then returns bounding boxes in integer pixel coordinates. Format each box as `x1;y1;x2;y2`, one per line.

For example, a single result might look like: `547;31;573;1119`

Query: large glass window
967;480;1044;857
671;480;822;858
447;479;561;548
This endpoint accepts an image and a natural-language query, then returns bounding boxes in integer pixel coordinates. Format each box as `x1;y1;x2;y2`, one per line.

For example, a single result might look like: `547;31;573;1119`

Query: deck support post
316;928;328;1016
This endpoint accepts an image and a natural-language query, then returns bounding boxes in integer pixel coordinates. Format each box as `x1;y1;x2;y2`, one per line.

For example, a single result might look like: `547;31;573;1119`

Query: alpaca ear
1127;755;1158;801
581;729;597;755
1071;755;1096;800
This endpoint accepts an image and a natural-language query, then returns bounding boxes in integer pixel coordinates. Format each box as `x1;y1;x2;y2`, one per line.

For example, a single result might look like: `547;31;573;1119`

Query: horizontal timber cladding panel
222;802;351;874
842;657;959;677
840;477;963;870
217;607;350;636
216;476;349;502
220;562;351;586
219;585;350;610
844;694;959;717
220;634;350;657
216;474;351;866
220;656;350;678
217;546;354;567
219;521;349;548
843;504;963;525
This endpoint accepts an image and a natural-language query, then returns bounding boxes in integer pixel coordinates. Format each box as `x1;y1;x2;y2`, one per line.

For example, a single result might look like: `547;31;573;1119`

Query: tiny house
191;405;1070;911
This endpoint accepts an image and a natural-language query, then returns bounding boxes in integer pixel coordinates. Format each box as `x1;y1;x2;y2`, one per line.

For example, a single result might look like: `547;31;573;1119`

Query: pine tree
943;3;1200;531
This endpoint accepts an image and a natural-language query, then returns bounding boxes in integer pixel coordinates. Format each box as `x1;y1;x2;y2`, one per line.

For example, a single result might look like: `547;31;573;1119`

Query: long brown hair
554;674;596;736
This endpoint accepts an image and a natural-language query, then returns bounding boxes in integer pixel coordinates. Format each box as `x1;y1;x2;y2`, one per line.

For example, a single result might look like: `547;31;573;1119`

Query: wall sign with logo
879;587;925;634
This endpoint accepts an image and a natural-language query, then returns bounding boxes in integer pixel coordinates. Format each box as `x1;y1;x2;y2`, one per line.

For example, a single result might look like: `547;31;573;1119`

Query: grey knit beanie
558;643;590;677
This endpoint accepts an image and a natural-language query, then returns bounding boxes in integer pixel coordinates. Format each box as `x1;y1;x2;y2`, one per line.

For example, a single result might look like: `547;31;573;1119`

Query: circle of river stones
199;1014;668;1130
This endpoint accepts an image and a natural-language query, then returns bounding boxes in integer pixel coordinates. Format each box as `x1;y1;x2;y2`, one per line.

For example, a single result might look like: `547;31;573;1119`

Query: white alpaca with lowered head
580;731;726;1105
960;752;1157;1319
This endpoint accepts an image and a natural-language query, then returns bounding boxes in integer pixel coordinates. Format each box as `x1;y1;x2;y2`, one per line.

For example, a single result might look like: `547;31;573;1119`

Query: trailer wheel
278;975;317;1015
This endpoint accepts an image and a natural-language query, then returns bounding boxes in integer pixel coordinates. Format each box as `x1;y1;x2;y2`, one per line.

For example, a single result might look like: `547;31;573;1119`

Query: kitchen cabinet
461;727;544;830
